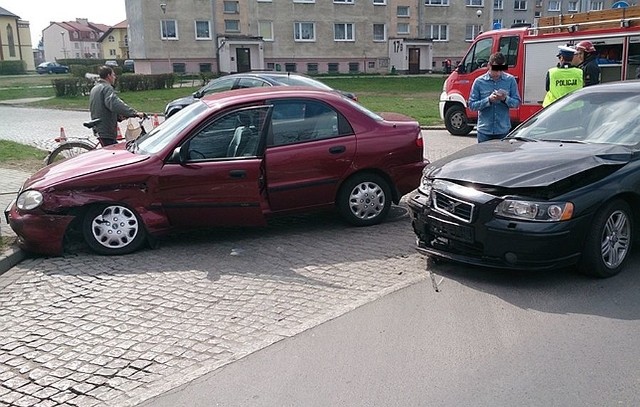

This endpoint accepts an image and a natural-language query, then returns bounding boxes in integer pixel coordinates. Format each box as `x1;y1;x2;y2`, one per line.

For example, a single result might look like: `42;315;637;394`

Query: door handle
329;146;346;154
229;170;246;178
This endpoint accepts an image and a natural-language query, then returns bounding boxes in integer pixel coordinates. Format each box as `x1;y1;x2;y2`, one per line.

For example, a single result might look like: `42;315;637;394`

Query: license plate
427;216;474;244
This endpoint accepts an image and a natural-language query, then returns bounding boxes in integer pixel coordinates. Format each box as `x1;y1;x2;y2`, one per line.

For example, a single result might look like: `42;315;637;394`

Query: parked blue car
36;62;69;74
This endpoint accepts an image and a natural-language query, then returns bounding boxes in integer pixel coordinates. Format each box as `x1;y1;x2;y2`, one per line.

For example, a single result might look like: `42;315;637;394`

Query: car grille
432;190;474;223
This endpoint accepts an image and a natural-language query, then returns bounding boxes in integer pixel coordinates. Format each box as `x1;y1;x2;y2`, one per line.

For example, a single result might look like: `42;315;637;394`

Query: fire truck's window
462;37;493;72
498;36;519;67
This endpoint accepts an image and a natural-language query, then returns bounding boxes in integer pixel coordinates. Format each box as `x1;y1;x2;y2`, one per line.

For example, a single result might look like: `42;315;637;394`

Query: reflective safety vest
542;66;584;108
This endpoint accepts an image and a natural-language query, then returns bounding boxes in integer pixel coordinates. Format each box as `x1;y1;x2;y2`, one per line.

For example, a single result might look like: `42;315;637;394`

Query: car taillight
416;133;424;148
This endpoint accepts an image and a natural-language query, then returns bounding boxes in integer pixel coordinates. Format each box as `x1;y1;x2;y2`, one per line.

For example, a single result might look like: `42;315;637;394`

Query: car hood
25;147;149;190
429;140;633;188
169;95;196;107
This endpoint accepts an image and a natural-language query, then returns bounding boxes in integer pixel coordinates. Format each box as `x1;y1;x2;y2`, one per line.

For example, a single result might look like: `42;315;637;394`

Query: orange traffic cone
116;125;124;141
57;127;67;142
152;113;160;128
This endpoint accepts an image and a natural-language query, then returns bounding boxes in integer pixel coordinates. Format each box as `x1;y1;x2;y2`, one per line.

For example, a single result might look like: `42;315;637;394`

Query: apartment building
125;0;634;75
100;20;130;60
42;19;111;61
0;6;35;71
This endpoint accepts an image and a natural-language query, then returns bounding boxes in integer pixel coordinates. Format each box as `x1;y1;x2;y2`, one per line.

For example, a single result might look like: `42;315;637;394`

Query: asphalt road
1;105;639;406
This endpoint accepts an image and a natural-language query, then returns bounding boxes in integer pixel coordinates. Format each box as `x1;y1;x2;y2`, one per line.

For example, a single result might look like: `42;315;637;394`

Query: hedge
0;60;27;75
51;73;176;96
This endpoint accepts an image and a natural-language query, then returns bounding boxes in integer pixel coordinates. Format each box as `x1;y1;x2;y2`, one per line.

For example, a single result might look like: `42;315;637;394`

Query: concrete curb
0;242;26;276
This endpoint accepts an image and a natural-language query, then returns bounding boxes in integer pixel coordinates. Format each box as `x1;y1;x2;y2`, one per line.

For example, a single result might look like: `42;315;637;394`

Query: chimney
76;18;89;25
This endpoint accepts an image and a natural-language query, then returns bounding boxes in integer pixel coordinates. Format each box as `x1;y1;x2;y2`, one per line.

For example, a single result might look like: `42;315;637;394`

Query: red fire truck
440;6;640;135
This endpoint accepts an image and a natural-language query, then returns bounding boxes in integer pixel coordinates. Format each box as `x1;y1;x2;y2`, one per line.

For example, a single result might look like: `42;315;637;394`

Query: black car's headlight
418;175;433;199
16;190;43;210
495;199;574;222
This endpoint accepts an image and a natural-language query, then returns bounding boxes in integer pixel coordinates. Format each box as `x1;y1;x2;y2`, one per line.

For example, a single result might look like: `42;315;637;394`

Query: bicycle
45;115;149;165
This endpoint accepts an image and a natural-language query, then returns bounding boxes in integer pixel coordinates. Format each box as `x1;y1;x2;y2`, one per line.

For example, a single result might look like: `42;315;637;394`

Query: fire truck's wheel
444;105;473;136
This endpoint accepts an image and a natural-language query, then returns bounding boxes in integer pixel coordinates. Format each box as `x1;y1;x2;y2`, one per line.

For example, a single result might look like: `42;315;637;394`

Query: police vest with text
542;67;584;107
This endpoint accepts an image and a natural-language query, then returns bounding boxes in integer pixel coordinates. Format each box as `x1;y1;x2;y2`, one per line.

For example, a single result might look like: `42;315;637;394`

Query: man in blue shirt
468;52;521;142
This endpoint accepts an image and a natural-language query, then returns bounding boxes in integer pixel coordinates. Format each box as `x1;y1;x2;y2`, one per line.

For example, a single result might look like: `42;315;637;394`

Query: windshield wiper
540;139;588;144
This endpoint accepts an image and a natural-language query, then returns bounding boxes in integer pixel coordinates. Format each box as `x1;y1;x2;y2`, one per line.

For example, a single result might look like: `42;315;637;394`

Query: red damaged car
5;87;426;256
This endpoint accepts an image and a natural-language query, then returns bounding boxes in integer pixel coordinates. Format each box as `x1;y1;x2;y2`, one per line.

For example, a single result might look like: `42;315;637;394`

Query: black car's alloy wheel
578;199;632;278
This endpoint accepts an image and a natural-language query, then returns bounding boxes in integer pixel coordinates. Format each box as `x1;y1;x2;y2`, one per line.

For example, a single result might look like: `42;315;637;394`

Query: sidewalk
0;167;30;274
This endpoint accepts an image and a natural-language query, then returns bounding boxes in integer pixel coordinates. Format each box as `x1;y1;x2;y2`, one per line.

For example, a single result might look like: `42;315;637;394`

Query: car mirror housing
193;91;202;98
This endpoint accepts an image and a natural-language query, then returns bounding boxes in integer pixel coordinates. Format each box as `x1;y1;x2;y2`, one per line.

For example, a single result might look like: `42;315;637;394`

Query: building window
172;63;186;73
349;62;359;73
294;0;315;2
589;1;603;10
285;63;297;72
225;20;240;32
307;63;318;73
373;0;386;4
494;18;503;28
368;61;376;69
223;1;239;13
328;62;339;73
397;6;410;16
534;11;541;17
334;0;354;3
494;0;503;10
75;43;80;49
334;23;355;41
259;21;273;41
513;19;527;25
195;21;211;39
397;23;410;35
108;35;115;42
425;0;449;5
568;1;578;11
514;0;527;10
465;24;482;41
466;0;482;6
294;22;315;41
200;63;212;72
161;20;178;39
373;24;386;41
548;0;560;11
426;24;448;41
109;49;116;56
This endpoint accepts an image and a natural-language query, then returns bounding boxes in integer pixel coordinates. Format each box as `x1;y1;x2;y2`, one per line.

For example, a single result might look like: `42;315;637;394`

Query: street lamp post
160;3;172;73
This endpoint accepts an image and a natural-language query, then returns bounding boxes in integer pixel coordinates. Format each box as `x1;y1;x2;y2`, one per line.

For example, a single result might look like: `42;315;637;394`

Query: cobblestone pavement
0;208;427;406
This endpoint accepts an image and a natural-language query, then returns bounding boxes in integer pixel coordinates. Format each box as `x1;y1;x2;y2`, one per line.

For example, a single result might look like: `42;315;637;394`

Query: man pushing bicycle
89;66;145;147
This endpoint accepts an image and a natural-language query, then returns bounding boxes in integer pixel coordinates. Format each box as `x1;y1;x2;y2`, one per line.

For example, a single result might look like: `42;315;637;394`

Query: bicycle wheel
46;141;95;165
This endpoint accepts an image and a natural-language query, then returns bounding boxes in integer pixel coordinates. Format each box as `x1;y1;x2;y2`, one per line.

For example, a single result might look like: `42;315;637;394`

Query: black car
36;62;69;74
408;81;640;278
164;72;357;117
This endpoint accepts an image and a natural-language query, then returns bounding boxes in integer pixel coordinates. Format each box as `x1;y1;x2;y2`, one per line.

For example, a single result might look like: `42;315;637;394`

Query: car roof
199;86;347;109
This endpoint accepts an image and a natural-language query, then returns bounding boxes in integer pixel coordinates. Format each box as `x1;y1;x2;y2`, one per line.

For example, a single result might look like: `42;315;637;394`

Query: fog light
504;252;518;264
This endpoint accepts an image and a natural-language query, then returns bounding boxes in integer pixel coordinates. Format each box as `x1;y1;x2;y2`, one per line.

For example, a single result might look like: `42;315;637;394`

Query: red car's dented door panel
154;159;266;227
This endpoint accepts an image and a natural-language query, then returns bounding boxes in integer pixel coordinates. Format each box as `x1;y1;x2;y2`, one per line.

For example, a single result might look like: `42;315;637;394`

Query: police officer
543;46;584;108
573;40;601;87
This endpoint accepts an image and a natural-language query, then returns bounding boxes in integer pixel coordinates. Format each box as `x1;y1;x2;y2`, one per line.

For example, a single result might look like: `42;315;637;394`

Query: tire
444;104;473;136
82;204;147;255
578;199;633;278
337;173;392;226
46;141;95;165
